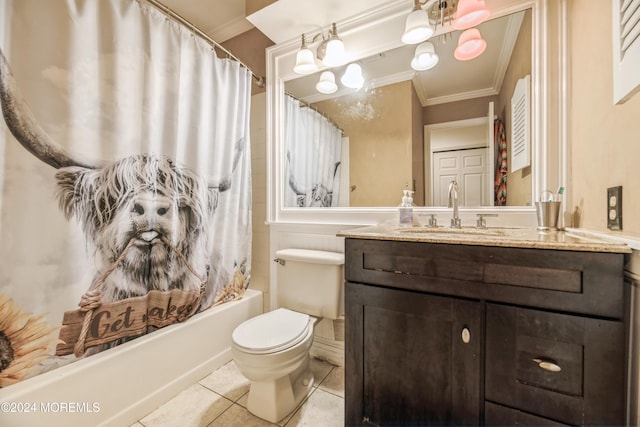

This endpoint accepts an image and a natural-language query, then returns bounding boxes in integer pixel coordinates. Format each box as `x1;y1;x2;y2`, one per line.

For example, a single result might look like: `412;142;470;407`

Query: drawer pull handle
532;357;561;372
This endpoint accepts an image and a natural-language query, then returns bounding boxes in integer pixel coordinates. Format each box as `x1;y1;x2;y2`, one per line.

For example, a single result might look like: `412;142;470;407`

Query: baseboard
310;336;344;367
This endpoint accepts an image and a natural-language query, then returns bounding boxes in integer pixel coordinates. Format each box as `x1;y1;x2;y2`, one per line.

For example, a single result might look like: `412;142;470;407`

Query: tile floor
131;358;344;427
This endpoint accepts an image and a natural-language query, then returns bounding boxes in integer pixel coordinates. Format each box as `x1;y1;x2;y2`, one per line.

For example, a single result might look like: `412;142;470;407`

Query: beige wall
569;1;640;237
314;80;416;207
423;95;499;125
412;83;425;206
245;0;276;16
497;9;532;206
249;93;270;311
221;28;273;96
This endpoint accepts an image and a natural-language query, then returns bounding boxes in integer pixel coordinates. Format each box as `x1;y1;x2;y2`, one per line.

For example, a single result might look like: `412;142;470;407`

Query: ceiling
154;0;526;106
156;0;397;44
245;0;395;44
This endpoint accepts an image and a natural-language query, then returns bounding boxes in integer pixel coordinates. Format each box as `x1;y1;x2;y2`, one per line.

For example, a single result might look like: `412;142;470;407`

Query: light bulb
454;28;487;61
341;63;364;89
402;8;434;44
454;0;490;30
316;71;337;94
323;38;346;67
294;47;317;75
411;42;439;71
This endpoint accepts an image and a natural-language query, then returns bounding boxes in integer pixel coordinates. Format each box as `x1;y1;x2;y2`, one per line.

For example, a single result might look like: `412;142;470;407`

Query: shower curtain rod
145;0;265;88
285;92;344;134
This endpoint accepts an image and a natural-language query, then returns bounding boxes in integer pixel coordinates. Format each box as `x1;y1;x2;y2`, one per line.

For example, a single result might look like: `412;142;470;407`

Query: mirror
267;0;567;224
285;10;531;208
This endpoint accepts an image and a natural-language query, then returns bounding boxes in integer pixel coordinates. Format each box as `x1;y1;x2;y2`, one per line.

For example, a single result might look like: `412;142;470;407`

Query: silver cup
535;201;561;231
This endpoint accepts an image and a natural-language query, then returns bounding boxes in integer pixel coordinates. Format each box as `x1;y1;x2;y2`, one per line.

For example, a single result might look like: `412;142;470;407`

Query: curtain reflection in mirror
285;95;344;207
494;118;508;206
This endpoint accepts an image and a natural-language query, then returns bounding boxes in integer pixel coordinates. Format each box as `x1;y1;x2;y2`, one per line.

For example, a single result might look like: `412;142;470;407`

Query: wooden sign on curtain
510;75;531;173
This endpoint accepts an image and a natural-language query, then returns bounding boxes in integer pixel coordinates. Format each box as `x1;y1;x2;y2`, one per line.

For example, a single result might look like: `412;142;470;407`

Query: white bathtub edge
0;289;263;427
103;347;234;427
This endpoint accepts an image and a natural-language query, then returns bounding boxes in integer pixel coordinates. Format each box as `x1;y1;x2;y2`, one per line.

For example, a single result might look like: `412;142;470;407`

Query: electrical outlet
607;186;622;230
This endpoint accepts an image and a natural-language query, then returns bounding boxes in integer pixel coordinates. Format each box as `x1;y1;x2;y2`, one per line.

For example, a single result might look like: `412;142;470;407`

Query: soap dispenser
398;189;415;227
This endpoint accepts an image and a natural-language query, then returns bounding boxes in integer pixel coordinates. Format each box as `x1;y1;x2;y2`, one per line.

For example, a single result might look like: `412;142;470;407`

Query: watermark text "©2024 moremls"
1;401;101;413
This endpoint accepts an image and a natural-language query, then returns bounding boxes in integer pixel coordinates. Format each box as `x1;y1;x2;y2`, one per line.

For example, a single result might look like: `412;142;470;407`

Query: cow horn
212;136;245;192
286;151;305;196
0;49;94;169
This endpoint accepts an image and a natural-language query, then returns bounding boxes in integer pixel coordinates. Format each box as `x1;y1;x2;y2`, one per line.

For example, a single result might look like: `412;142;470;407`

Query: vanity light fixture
341;63;365;89
316;71;338;94
401;0;434;44
294;23;347;75
293;34;318;75
453;0;490;30
411;42;439;70
319;23;347;67
401;0;489;44
401;0;457;45
454;28;487;61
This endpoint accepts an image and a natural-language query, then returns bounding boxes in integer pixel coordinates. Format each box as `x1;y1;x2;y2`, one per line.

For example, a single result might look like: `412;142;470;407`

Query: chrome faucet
448;180;461;228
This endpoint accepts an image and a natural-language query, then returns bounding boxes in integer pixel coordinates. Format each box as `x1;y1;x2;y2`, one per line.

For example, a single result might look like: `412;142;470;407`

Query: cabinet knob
461;327;471;344
532;357;562;372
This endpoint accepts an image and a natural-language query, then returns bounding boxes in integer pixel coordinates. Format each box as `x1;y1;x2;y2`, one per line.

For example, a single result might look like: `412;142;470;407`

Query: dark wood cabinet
485;303;625;426
344;237;628;426
347;282;481;426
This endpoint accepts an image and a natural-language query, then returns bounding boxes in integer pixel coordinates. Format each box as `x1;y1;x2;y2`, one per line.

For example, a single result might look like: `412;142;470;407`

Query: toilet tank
274;249;344;320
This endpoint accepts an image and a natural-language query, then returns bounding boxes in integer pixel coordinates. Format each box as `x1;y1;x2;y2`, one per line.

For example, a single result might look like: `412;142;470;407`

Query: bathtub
0;289;263;427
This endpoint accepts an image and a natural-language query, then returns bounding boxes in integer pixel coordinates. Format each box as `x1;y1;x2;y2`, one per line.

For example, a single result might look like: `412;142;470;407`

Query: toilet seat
232;308;311;355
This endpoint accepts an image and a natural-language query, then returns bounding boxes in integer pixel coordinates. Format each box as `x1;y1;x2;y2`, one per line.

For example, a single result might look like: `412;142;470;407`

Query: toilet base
246;355;314;423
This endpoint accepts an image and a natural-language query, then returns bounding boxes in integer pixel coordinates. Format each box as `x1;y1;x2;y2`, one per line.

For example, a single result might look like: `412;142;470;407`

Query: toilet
231;248;344;423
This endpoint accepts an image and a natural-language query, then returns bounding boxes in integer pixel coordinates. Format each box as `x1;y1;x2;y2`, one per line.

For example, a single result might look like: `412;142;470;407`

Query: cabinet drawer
485;303;625;426
485;401;571;426
345;238;625;318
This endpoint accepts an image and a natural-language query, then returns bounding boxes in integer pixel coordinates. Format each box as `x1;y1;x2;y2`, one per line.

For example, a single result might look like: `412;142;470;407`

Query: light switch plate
607;186;622;230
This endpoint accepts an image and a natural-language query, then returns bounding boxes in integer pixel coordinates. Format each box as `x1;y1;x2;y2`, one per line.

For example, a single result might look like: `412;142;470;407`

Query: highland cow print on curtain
0;0;252;386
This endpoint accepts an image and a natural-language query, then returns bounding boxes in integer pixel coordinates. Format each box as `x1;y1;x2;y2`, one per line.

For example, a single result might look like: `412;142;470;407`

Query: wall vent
613;0;640;103
510;75;530;173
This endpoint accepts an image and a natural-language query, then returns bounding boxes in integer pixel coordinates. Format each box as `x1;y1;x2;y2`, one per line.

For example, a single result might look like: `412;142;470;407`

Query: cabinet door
485;303;625;426
346;282;481;426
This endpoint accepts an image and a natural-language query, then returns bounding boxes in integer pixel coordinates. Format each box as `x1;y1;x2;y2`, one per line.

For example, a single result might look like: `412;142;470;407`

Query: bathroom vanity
339;226;631;426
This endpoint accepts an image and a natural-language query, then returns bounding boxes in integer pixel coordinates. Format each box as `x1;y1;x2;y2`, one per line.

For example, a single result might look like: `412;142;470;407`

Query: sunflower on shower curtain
494;118;508;206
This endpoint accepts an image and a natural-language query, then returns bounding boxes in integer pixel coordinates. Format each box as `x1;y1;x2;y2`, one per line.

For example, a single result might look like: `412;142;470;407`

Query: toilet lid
232;308;311;354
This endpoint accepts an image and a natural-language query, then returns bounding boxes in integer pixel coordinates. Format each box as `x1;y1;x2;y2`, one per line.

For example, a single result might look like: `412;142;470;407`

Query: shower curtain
0;0;251;386
284;95;343;207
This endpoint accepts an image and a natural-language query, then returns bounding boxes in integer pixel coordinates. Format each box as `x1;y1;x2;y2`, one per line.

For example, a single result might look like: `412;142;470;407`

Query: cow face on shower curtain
0;46;243;309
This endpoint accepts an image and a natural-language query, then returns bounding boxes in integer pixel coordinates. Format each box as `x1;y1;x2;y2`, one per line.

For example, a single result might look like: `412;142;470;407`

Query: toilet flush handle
273;258;285;266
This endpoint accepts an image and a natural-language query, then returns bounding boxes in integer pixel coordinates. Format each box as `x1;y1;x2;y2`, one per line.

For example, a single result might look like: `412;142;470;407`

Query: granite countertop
337;225;632;253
